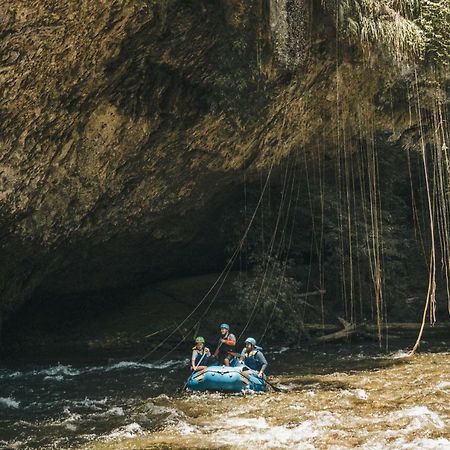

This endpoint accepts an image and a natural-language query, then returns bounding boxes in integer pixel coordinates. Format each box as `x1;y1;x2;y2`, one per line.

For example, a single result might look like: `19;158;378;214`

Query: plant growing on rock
419;0;450;71
321;0;424;61
233;254;312;343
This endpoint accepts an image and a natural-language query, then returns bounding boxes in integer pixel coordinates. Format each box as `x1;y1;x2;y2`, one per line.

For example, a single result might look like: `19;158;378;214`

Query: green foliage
224;139;433;332
419;0;450;70
322;0;424;62
320;0;450;69
233;255;306;343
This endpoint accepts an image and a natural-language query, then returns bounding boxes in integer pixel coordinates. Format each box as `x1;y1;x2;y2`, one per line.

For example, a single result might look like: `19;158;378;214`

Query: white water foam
212;412;341;448
0;370;22;379
339;351;367;361
100;359;188;371
171;420;197;435
0;440;27;449
44;375;65;382
40;364;81;377
0;396;20;408
224;417;268;429
341;388;369;400
1;364;82;380
61;407;82;423
390;350;411;359
74;397;109;409
0;359;187;382
103;422;145;441
355;388;369;400
100;407;125;417
363;435;450;450
402;437;450;449
142;403;183;424
388;406;445;431
435;381;450;390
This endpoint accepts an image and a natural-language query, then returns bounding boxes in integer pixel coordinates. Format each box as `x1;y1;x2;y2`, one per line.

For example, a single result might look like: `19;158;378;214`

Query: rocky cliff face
0;0;447;342
1;0;265;316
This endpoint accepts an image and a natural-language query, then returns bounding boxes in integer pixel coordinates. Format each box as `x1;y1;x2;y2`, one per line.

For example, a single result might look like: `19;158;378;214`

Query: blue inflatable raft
185;364;266;393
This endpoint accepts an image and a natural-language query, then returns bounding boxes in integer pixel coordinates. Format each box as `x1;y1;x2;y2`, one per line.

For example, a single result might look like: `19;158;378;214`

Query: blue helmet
219;323;230;330
245;337;257;346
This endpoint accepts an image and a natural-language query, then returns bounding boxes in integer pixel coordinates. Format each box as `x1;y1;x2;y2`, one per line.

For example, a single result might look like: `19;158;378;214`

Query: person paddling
214;323;236;366
240;337;268;378
191;336;210;372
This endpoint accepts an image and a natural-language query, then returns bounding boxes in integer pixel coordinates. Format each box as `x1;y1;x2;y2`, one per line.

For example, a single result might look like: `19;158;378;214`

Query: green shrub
420;0;450;70
233;255;309;343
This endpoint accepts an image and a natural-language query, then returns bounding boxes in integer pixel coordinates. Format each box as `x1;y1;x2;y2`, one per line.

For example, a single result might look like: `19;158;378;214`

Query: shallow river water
1;341;450;449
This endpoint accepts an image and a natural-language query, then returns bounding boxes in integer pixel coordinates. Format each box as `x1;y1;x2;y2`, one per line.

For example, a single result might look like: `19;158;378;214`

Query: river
1;340;450;449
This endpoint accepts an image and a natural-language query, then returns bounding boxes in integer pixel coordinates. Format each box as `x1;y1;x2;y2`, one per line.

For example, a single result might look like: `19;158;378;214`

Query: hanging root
408;69;438;357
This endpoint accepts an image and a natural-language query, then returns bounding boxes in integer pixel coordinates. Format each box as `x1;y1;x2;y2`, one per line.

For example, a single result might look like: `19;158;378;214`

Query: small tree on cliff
233;254;311;344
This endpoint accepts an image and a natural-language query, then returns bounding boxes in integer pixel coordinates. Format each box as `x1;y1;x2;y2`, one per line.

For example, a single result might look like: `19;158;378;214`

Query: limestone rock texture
0;0;426;330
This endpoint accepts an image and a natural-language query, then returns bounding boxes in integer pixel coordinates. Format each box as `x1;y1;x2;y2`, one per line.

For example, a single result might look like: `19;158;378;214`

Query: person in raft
191;336;210;372
213;323;236;366
240;337;268;378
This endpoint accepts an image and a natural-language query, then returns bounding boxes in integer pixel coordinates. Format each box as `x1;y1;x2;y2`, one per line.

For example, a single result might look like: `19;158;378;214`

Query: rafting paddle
240;366;282;392
180;351;209;392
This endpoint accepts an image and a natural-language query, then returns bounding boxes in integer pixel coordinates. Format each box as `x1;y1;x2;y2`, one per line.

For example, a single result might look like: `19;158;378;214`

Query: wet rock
0;0;438;336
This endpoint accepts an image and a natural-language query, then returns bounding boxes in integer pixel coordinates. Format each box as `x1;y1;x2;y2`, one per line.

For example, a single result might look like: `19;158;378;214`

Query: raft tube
185;364;266;392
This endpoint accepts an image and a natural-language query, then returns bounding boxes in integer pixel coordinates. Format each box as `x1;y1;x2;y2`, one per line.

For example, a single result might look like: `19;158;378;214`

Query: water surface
1;342;450;449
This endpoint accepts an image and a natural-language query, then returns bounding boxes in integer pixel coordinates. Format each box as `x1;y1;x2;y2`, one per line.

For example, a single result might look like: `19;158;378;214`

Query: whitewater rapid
1;345;450;449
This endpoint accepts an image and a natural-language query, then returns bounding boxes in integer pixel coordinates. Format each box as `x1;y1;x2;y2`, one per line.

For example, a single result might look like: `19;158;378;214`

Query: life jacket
192;347;209;367
219;332;236;356
244;349;263;371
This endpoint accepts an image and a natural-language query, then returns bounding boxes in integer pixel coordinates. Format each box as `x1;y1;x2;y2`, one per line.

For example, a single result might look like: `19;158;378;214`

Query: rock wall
0;0;440;334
